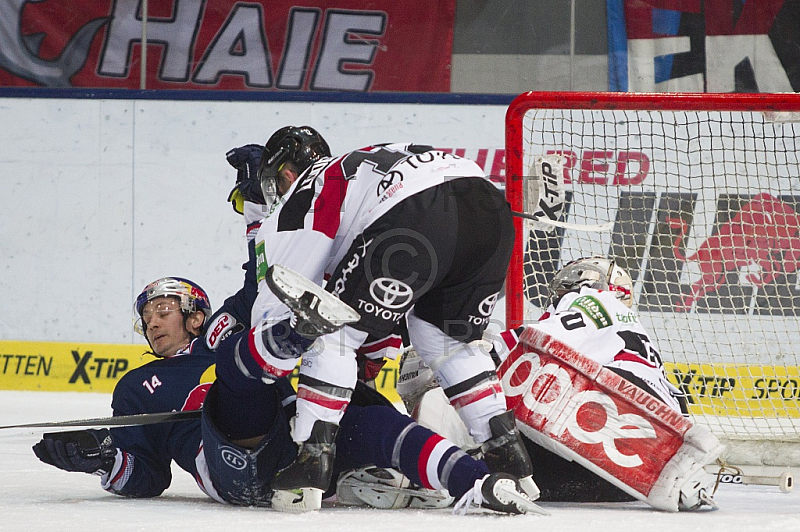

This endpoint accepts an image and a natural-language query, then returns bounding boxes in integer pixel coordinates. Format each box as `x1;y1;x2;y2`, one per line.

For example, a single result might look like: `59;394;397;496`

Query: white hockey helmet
133;277;212;336
549;256;633;307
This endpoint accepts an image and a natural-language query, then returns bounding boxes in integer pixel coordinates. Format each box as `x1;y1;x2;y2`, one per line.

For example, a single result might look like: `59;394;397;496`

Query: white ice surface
2;390;799;532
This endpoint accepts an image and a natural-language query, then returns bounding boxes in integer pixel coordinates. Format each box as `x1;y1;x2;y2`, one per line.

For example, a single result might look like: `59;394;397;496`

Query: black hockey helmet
257;126;331;208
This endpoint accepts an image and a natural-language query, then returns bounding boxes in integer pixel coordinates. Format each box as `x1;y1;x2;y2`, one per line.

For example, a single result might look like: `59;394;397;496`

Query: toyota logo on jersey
479;293;499;317
369;277;414;309
467;292;500;326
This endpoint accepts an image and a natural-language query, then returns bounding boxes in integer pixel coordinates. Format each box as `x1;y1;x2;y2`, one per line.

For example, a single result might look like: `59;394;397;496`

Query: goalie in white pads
400;256;722;512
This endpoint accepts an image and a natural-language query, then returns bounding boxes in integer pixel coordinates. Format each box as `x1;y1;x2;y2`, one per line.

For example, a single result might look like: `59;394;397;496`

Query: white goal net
505;92;800;467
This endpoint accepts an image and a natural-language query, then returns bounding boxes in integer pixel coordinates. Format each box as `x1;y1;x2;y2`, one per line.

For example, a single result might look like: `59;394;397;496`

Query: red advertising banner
0;0;455;92
608;0;800;92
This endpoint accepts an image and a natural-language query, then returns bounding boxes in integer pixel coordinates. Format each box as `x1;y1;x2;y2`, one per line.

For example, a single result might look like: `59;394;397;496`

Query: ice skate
336;466;454;509
270;487;323;512
266;264;360;339
453;472;548;515
272;420;338;492
678;468;719;511
480;410;539;499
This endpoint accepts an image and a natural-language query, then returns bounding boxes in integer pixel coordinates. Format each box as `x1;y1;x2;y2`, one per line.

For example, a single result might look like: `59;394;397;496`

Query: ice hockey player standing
223;126;536;499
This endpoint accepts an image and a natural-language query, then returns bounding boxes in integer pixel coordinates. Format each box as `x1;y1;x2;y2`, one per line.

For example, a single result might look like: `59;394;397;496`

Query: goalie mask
549;256;633;308
134;277;212;337
258;126;331;210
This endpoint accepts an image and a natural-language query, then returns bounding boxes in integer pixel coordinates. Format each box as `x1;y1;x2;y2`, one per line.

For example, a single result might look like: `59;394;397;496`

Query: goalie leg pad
497;328;723;512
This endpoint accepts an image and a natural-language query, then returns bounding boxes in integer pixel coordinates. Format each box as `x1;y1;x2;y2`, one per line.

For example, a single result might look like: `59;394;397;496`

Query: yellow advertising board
0;340;402;403
15;338;799;419
0;340;153;393
666;362;800;418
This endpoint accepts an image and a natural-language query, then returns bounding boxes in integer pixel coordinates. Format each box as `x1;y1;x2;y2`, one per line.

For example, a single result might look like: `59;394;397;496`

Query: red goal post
504;91;800;469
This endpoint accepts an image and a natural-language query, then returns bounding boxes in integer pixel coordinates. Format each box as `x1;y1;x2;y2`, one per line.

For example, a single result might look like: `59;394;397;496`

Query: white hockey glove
396;347;438;416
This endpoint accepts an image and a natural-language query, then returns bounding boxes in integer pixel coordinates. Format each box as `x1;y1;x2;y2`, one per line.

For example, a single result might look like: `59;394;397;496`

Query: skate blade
338;474;454;509
271;488;323;512
495;484;550;516
519;475;541;500
268;264;360;325
699;490;719;510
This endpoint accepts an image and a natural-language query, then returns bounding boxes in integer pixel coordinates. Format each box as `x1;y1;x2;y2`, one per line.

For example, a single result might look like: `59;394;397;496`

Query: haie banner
0;0;455;91
607;0;800;92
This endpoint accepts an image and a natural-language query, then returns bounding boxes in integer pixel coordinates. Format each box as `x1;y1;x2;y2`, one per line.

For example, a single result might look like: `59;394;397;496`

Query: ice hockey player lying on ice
398;256;723;512
32;277;543;515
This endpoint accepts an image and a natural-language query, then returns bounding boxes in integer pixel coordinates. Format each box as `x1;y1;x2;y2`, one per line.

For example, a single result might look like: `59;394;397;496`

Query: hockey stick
714;469;794;493
0;409;201;430
511;210;615;232
513;154;615;234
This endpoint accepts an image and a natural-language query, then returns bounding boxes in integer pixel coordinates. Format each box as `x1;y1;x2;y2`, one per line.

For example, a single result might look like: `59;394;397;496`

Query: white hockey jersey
249;143;487;326
495;287;684;414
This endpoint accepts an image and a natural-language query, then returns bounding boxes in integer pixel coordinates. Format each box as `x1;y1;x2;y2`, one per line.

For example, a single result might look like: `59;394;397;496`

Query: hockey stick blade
0;409;202;430
494;483;550;516
511;210;614;232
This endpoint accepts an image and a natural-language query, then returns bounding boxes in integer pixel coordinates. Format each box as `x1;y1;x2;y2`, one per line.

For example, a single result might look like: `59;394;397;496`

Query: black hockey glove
226;144;266;214
33;429;117;475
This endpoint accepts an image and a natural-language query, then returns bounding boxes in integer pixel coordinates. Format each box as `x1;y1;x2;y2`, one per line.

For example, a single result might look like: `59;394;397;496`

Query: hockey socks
337;405;489;500
398;427;488;500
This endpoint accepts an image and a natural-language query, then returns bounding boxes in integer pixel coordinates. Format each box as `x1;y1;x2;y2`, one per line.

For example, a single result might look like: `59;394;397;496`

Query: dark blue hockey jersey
96;334;488;506
102;338;215;497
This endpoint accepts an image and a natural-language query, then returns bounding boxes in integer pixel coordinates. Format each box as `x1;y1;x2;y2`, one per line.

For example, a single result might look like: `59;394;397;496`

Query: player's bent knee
200;383;297;506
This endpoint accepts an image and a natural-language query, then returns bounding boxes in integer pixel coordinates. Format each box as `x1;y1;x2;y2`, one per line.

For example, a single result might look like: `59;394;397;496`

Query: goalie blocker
497;328;723;512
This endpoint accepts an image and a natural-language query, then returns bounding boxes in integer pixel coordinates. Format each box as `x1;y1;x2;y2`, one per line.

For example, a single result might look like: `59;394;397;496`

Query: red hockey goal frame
504;91;800;466
505;91;800;327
